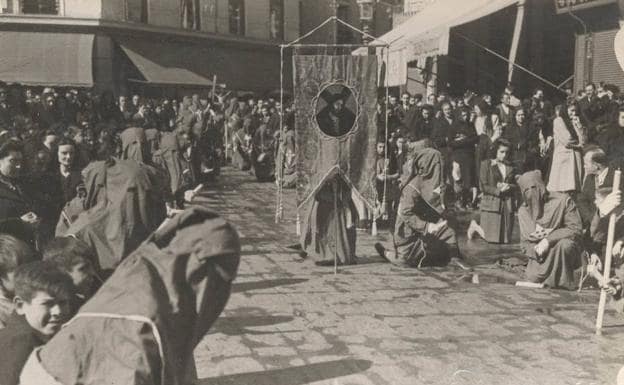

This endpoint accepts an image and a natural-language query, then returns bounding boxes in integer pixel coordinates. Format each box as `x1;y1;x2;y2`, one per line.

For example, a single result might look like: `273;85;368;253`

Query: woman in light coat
546;105;583;194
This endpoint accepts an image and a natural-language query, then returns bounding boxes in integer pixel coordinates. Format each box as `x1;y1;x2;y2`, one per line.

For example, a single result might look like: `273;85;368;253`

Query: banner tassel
296;213;301;236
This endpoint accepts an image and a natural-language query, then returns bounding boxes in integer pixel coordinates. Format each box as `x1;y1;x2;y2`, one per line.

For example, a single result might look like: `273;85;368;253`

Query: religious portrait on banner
315;84;357;138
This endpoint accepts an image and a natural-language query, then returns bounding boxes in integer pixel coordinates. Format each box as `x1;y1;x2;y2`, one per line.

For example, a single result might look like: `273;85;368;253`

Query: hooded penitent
57;158;168;271
400;147;444;213
20;208;241;385
153;132;186;195
120;126;149;163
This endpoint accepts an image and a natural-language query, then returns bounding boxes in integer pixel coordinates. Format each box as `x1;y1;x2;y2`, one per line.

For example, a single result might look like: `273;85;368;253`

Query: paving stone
192;167;624;385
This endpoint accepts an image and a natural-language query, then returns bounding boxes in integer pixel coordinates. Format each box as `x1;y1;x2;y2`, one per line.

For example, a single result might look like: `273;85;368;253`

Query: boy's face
15;290;71;338
68;261;95;296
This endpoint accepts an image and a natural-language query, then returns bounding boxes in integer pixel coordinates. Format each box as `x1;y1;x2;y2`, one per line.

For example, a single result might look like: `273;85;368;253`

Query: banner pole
334;178;339;276
596;169;622;335
276;45;285;223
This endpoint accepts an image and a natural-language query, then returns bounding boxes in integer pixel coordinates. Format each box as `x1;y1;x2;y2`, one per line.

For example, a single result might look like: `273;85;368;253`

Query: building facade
0;0;300;95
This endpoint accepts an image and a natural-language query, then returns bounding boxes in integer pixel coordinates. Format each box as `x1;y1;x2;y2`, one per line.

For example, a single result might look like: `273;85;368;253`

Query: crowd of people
370;82;624;287
296;81;624;297
0;83;257;384
2;76;624;383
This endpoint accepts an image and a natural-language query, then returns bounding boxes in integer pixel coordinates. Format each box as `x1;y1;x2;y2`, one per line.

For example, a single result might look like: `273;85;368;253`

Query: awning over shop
116;37;280;91
118;39;213;87
0;32;94;87
355;0;518;86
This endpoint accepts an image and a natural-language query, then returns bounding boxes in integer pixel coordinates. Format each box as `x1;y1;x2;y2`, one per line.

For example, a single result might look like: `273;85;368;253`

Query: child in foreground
0;261;75;385
0;234;39;328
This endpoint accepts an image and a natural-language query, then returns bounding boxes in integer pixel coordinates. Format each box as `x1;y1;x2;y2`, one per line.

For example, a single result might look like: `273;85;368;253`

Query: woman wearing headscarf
375;148;465;269
20;208;241;385
546;105;583;194
300;174;358;266
518;170;583;289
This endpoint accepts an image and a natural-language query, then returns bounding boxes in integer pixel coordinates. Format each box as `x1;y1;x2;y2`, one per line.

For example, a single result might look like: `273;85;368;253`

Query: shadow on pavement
197;359;373;385
212;315;295;335
232;278;308;293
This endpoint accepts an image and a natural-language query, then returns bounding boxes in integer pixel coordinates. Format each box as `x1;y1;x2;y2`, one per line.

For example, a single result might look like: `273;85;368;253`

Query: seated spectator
518;170;583;289
19;208;240;385
0;261;74;385
0;234;38;328
42;237;98;302
468;138;516;243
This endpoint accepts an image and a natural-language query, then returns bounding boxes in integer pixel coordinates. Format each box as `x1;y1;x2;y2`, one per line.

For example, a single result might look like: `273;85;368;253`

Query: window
182;0;200;30
269;0;284;41
127;0;148;23
228;0;245;35
21;0;59;15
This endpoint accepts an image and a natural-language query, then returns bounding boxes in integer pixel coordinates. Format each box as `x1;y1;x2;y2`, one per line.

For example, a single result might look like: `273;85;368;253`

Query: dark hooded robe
121;126;154;164
518;170;583;289
251;124;275;182
153;132;188;203
20;208;241;385
300;174;358;266
392;148;459;267
56;158;168;272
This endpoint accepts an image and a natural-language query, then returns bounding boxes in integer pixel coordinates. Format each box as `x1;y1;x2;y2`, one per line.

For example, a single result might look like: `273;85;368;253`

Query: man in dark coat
316;88;356;137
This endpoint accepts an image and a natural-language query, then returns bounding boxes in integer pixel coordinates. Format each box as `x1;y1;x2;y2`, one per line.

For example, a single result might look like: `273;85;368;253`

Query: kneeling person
375;148;464;268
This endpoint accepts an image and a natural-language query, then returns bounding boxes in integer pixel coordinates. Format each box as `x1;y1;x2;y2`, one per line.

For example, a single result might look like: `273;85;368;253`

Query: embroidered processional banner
293;54;379;209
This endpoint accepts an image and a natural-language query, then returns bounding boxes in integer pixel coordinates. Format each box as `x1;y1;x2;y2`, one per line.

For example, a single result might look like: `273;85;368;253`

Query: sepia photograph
0;0;624;384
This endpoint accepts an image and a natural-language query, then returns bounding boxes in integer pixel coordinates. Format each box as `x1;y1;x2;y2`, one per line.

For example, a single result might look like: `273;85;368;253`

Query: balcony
1;0;62;15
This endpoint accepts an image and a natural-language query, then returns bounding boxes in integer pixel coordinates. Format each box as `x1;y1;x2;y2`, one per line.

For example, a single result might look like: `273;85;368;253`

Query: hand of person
597;191;622;217
533;238;550;259
184;190;197;203
20;212;40;225
613;240;624;260
427;219;447;235
605;277;623;296
500;183;511;193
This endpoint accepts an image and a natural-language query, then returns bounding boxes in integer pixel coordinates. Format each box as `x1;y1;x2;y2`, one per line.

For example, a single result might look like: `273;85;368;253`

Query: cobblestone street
193;167;624;385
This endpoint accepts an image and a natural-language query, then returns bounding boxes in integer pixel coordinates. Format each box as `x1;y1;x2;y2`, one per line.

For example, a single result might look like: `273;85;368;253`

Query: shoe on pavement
374;242;389;262
449;257;472;271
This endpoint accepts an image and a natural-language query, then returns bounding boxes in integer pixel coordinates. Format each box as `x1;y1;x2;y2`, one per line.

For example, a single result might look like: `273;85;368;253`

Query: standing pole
596;169;622;335
333;178;339;276
276;45;285;223
211;74;217;103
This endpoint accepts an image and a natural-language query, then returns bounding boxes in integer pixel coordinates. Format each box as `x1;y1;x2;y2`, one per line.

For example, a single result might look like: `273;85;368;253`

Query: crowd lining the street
0;78;623;383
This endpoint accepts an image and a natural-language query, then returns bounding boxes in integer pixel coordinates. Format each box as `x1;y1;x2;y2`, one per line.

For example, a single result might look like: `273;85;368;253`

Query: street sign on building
554;0;616;14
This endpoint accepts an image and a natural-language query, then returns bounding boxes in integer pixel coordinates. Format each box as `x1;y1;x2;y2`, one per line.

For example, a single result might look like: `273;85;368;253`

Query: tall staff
596;169;622;335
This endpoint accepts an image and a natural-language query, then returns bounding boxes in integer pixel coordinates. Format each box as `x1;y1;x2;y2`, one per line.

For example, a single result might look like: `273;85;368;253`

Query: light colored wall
284;0;299;41
101;0;125;20
245;0;269;39
200;0;218;33
148;0;179;28
216;0;229;34
64;0;102;18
